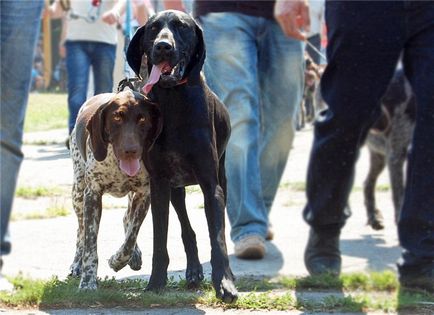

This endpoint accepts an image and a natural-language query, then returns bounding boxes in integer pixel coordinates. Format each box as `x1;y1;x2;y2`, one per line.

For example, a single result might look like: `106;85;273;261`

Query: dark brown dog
70;90;161;289
127;10;237;302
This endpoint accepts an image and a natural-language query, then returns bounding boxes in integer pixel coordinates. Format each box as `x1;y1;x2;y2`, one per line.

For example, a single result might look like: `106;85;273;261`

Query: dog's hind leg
108;191;150;272
387;121;411;224
171;187;203;288
364;149;386;230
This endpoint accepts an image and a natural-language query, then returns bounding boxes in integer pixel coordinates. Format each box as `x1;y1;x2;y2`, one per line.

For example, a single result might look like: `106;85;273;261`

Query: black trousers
303;1;434;260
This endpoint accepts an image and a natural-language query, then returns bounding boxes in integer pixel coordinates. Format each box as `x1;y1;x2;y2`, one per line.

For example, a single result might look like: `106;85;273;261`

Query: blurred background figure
48;0;126;139
305;0;324;65
163;0;306;259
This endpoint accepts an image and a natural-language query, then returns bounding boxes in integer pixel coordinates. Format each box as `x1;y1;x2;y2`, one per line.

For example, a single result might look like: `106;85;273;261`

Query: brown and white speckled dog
69;90;161;289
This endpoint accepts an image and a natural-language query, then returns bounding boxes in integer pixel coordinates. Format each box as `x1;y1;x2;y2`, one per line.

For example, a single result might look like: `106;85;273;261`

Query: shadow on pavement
29;145;70;161
341;234;401;271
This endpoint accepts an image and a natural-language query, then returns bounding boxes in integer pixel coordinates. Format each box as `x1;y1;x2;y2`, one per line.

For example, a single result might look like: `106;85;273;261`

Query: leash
305;40;327;62
117;0;141;93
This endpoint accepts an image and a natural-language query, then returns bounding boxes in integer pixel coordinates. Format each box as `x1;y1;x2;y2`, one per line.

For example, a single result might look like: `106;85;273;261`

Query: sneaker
234;235;266;260
0;257;13;293
304;228;341;276
0;274;13;292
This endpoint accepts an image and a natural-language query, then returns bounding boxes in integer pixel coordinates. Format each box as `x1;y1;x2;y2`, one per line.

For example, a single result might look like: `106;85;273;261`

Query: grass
25;93;68;132
15;186;64;199
280;181;391;193
11;205;71;221
1;272;433;312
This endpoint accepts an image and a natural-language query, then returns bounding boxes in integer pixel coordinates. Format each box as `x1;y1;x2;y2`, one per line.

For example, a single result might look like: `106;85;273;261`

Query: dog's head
87;90;162;176
127;10;205;93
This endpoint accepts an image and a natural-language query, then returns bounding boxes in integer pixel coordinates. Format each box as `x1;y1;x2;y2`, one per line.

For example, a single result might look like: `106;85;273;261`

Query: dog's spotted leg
70;136;86;277
79;187;102;290
171;187;203;288
108;191;150;272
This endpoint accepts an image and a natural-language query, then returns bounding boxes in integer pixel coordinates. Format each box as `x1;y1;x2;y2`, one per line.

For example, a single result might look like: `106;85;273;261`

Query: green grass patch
279;181;306;191
2;272;433;312
15;186;64;199
11;207;71;221
25;93;68;132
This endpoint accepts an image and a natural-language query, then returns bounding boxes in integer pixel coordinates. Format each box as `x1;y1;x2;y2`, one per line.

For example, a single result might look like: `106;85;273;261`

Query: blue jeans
198;13;304;242
65;41;116;133
0;0;44;255
304;1;434;261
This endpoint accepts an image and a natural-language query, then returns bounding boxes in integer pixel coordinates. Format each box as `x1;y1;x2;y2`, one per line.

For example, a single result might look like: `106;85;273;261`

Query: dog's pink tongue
144;61;172;95
119;159;141;177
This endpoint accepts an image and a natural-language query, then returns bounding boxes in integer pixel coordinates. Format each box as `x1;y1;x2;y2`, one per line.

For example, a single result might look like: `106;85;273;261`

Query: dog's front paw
69;262;82;277
186;263;204;289
79;275;97;290
215;275;238;304
145;275;167;292
367;208;385;230
108;253;129;272
128;246;142;271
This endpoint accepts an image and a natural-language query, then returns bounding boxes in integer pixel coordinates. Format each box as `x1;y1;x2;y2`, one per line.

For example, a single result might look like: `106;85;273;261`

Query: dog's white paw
108;254;129;272
79;276;97;290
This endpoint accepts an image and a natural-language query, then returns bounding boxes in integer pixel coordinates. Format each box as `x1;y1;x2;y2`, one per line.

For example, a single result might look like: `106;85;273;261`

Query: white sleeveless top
66;0;118;45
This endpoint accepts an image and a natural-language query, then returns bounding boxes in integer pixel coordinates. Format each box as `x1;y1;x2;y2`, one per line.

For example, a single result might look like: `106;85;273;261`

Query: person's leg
0;0;44;289
199;13;267;256
303;1;404;274
65;41;90;134
258;19;304;215
397;1;434;291
90;42;116;94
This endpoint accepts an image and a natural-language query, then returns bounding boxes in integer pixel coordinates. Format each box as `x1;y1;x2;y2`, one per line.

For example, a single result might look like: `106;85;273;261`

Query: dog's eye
173;20;186;29
113;112;123;122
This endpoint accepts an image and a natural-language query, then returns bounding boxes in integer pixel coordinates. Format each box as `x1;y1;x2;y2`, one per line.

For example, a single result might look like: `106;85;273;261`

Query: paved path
3;126;402;314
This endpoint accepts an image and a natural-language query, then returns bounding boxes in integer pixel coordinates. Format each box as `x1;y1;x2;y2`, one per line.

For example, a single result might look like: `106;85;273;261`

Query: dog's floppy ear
186;20;206;84
87;102;112;161
145;101;163;152
142;101;163;173
127;25;146;77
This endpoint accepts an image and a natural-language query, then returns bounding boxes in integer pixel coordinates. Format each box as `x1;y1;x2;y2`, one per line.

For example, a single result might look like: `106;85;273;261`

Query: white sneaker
0;274;13;292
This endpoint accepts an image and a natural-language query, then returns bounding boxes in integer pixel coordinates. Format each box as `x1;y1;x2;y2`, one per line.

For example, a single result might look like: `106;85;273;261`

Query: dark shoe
304;228;341;276
397;253;434;292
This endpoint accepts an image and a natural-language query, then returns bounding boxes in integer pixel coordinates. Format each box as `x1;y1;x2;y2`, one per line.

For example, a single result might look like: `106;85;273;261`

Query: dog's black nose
154;40;173;55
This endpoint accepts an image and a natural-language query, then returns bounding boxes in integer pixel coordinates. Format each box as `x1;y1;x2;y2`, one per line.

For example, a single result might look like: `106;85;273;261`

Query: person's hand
102;9;120;25
274;0;310;41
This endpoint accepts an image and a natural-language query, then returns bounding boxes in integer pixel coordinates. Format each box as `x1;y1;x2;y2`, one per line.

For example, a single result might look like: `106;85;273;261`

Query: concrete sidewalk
3;126;401;313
